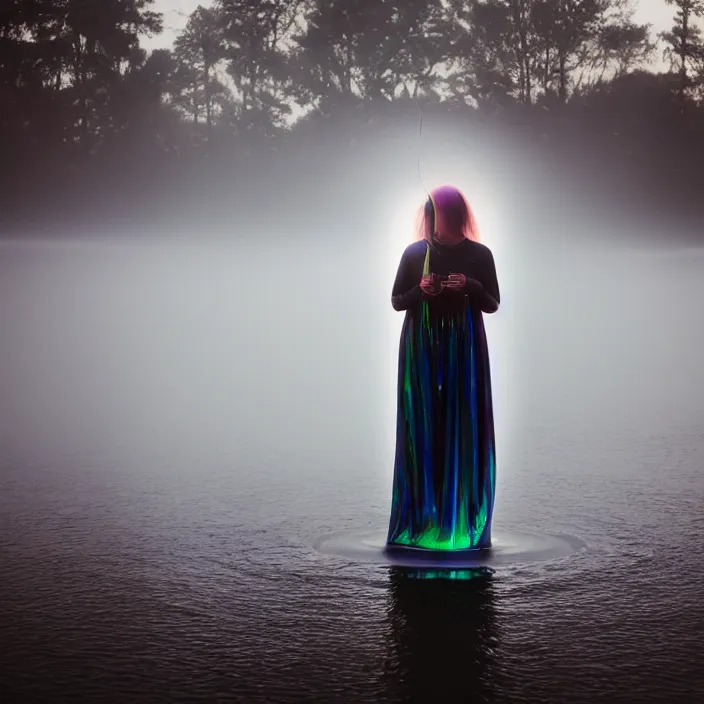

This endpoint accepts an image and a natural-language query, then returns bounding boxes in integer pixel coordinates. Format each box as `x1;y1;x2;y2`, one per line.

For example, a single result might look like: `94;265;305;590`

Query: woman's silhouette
386;185;500;551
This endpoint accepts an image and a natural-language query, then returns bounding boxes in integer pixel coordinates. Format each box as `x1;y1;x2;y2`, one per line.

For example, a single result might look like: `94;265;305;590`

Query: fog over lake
1;230;702;702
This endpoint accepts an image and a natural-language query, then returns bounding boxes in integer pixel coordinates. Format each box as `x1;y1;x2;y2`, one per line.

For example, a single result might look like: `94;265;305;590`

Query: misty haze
2;0;704;701
2;217;703;701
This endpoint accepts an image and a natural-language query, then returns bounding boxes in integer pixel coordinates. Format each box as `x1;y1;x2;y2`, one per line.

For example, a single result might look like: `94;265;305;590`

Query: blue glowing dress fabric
387;238;499;551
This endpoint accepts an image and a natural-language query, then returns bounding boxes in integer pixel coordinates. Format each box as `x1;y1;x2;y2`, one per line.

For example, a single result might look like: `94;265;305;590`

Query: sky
147;1;679;52
148;0;209;46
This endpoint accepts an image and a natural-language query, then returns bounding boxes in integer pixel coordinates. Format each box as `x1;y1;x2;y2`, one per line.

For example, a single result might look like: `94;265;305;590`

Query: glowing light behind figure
379;173;509;487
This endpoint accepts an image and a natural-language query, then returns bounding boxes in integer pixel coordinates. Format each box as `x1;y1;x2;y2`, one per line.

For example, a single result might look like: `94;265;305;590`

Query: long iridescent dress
386;236;499;551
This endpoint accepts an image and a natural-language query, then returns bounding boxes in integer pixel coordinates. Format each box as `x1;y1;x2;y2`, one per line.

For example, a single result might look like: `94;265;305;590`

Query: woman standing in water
386;185;500;551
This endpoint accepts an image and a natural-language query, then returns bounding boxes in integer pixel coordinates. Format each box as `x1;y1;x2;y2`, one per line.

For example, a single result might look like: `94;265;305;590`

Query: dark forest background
1;0;703;238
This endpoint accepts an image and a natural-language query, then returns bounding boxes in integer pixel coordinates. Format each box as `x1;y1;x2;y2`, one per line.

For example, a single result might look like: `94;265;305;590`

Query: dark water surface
1;238;703;702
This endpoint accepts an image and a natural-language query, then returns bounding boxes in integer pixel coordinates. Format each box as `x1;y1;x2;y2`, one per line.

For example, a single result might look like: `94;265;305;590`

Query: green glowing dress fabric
387;237;499;552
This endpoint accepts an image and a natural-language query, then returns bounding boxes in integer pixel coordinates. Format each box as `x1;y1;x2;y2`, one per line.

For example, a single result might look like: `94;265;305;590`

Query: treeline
1;0;703;235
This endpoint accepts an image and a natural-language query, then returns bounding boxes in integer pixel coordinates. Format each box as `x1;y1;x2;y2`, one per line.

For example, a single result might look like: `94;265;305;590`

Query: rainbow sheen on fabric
386;276;496;552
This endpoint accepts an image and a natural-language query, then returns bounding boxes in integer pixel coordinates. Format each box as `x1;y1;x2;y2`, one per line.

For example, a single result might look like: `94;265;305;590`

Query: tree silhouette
446;0;651;109
0;0;164;221
292;0;451;112
217;0;301;139
1;0;704;235
660;0;704;109
172;5;227;147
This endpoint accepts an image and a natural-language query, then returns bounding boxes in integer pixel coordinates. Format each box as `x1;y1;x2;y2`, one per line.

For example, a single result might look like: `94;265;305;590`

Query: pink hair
415;184;481;243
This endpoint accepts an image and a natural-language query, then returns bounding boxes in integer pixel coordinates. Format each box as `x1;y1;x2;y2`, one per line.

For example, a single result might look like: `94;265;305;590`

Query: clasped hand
420;273;469;296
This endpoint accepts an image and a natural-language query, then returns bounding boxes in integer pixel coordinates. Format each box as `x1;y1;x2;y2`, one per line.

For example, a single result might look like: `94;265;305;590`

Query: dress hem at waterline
386;295;496;552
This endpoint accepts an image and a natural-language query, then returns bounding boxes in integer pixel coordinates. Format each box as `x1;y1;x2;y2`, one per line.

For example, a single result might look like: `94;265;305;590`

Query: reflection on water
394;567;493;580
384;569;499;703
